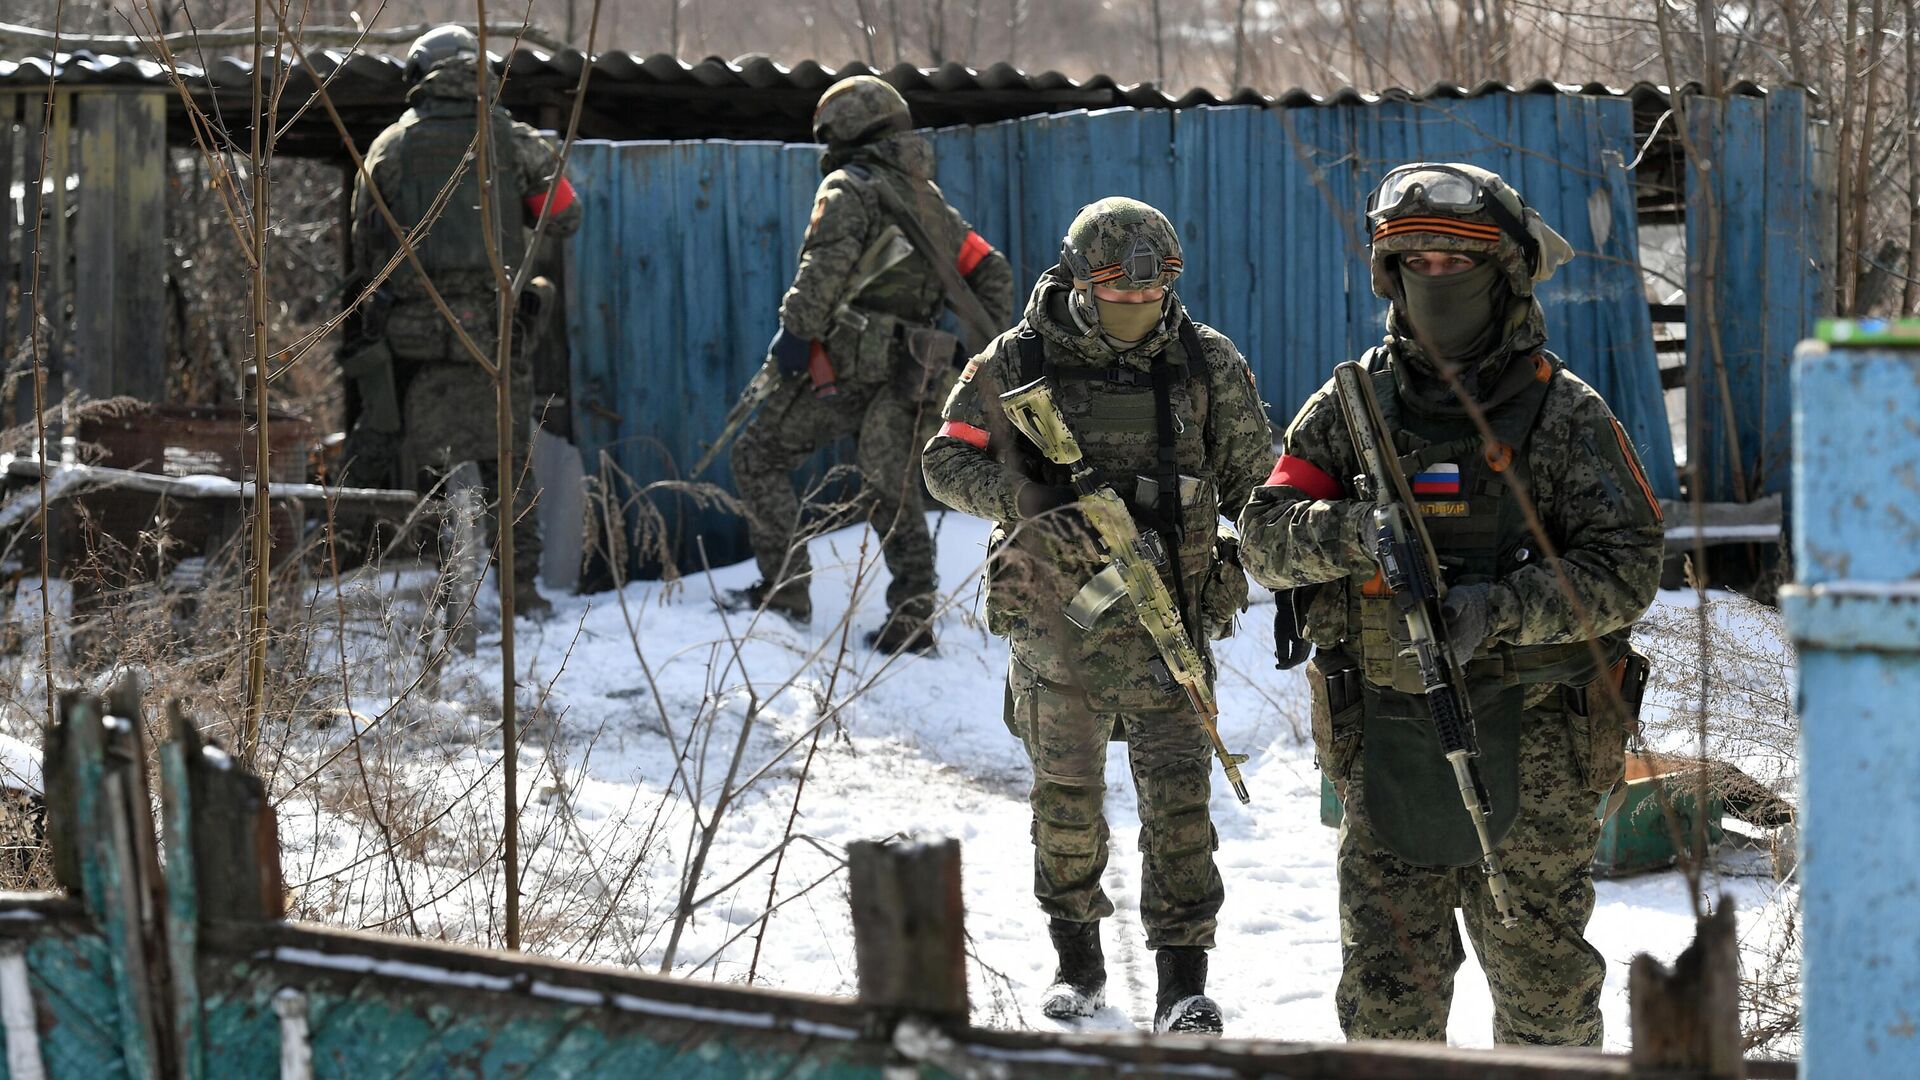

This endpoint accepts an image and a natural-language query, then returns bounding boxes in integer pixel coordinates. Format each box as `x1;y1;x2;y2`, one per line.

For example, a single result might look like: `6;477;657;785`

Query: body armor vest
380;108;520;296
1350;349;1625;691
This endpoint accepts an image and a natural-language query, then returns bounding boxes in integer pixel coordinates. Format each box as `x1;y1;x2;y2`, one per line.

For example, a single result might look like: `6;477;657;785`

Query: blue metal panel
1785;340;1920;1079
1762;89;1823;500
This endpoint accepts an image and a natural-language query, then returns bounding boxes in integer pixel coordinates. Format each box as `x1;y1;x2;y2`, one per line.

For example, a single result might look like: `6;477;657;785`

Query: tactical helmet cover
1364;161;1573;298
812;76;912;146
1060;197;1184;290
404;25;480;84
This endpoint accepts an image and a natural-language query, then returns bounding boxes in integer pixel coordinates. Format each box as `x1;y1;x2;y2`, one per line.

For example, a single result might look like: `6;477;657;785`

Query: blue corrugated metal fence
567;93;1814;572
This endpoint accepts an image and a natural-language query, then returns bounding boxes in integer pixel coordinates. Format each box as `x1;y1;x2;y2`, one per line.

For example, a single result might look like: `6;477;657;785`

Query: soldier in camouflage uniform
346;25;582;617
924;198;1273;1034
724;76;1013;654
1235;163;1665;1045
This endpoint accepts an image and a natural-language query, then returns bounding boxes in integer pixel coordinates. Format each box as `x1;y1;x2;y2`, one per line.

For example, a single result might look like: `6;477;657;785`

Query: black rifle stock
1331;360;1518;926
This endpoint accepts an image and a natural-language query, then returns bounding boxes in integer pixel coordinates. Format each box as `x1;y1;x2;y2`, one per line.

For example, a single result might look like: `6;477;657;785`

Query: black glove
1440;582;1496;667
769;327;811;376
1015;479;1077;519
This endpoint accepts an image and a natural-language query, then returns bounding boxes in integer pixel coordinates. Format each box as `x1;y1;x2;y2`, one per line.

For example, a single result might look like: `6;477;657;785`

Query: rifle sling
862;173;999;348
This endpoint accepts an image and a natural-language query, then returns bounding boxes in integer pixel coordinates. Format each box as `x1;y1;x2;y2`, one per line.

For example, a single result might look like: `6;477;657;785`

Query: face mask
1092;294;1165;344
1396;259;1505;362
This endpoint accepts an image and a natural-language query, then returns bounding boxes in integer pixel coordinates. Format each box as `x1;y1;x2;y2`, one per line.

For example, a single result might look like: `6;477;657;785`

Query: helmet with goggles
1060;197;1184;291
1364;161;1570;298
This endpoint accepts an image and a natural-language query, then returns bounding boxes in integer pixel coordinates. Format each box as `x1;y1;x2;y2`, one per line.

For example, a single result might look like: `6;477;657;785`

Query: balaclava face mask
1091;292;1166;346
1396;258;1508;364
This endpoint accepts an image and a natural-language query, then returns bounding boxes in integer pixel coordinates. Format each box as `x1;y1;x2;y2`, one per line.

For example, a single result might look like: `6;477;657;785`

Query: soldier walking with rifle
923;198;1273;1034
716;75;1013;654
1236;163;1664;1045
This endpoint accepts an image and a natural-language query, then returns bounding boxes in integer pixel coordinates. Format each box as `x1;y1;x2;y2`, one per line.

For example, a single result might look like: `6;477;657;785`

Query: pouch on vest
1307;649;1364;798
1360;680;1523;867
826;306;899;386
1568;644;1650;798
899;325;960;404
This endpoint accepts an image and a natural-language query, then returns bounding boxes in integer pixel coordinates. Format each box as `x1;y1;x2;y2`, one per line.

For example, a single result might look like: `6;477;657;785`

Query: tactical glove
1016;479;1078;519
769;327;811;376
1440;582;1495;667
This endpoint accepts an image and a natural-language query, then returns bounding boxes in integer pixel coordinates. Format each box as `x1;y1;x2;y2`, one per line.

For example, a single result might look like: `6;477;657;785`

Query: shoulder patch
960;354;983;383
808;191;829;231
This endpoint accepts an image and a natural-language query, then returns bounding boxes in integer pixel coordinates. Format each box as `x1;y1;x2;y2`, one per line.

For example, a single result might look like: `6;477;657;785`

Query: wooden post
73;89;168;405
1629;899;1744;1079
848;838;968;1022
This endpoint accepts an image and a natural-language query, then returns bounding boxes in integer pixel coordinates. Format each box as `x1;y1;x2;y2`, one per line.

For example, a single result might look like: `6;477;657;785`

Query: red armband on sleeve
937;420;991;450
524;176;577;219
1264;454;1344;500
955;231;993;276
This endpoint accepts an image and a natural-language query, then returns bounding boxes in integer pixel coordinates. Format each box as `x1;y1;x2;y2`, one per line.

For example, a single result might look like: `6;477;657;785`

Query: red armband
955;231;993;276
1264;454;1344;500
524;176;577;219
938;420;991;450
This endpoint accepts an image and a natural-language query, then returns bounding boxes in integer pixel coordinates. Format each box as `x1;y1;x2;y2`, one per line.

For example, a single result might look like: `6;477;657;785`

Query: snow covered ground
256;511;1795;1047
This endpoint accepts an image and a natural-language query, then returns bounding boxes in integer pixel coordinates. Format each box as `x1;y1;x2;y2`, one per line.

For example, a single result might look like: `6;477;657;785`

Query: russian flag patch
1412;463;1462;496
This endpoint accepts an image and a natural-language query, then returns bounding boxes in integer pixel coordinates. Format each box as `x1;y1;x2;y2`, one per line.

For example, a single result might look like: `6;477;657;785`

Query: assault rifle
999;377;1252;804
690;225;914;479
1331;360;1519;926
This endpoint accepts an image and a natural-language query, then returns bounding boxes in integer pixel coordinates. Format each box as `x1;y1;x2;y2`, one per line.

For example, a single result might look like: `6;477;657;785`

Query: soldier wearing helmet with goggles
924;196;1275;1036
1235;163;1665;1046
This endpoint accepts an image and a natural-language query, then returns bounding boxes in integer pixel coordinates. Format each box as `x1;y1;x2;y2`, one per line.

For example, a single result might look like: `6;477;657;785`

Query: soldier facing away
722;76;1013;654
923;198;1273;1034
1236;163;1664;1045
343;25;582;618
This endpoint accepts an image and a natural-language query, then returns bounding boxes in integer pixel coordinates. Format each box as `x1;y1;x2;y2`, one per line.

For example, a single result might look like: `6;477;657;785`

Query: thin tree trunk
889;0;903;63
242;0;275;765
1151;0;1166;84
1853;0;1890;311
1007;0;1019;68
1906;0;1919;313
1838;0;1864;311
967;0;981;63
1232;0;1249;88
1782;0;1812;88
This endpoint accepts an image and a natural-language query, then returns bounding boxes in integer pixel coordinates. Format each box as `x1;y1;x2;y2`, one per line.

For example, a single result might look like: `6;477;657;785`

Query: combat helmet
404;25;480;84
1060;197;1184;291
1364;162;1572;299
812;76;912;146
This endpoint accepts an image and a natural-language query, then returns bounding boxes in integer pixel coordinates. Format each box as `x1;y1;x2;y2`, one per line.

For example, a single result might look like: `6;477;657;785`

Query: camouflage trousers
396;350;543;603
1336;688;1606;1046
1005;652;1224;949
731;366;939;621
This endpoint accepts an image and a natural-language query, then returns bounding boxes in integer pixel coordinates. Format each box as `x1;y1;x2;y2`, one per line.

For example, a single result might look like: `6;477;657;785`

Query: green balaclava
1395;257;1509;364
1092;293;1166;345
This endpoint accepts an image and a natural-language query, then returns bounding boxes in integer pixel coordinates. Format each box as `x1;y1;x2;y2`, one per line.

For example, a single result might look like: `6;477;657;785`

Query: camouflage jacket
925;271;1274;685
351;59;582;305
1237;341;1664;664
780;133;1013;345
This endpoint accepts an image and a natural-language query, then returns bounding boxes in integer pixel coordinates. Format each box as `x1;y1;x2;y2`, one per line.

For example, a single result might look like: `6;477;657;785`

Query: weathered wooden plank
157;705;203;1080
848;838;966;1021
1630;902;1745;1078
72;91;167;404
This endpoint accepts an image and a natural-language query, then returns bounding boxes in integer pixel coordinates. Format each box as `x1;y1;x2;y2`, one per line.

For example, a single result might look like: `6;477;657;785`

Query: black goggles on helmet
1365;163;1539;271
1061;234;1182;289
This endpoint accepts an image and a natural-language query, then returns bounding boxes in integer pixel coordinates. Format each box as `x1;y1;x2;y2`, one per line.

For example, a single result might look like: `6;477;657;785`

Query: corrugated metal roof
0;46;1780;154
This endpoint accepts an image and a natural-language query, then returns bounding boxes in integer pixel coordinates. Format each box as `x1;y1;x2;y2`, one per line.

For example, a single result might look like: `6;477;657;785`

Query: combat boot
862;614;935;655
1152;947;1223;1035
717;579;811;626
1039;918;1106;1019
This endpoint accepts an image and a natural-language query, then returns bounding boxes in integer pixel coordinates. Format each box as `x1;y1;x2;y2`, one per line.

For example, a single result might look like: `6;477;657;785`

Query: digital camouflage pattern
1237;354;1664;651
348;56;582;602
811;75;912;146
1238;167;1662;1040
1060;197;1184;289
1336;687;1605;1045
737;129;1013;622
924;262;1273;949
